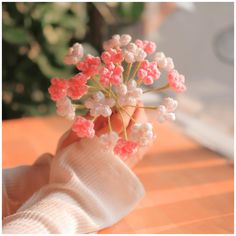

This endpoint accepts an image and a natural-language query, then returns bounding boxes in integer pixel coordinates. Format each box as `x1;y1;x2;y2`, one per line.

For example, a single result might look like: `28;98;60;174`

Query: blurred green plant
3;2;144;119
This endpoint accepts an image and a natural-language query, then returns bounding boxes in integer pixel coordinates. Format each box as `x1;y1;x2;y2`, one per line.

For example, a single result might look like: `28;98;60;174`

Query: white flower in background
100;131;119;150
64;43;84;65
56;97;75;120
156;97;178;123
131;122;154;146
116;80;143;106
84;91;115;117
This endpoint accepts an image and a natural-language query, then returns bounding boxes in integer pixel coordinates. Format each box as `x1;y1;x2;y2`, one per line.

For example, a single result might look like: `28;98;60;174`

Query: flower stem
73;104;86;109
125;105;158;110
108;115;112;132
118;105;136;122
91;76;109;95
124;63;132;83
130;62;141;80
143;83;170;94
118;108;128;140
91;116;97;122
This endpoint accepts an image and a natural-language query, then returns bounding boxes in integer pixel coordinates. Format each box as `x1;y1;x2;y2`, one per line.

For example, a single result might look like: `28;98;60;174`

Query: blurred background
2;2;234;159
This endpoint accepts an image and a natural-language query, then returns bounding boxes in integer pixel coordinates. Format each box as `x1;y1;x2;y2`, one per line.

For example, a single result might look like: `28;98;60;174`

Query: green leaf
3;26;30;45
117;2;144;22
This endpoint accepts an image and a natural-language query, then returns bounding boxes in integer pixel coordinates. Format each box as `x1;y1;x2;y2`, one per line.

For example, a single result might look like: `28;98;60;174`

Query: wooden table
3;116;234;234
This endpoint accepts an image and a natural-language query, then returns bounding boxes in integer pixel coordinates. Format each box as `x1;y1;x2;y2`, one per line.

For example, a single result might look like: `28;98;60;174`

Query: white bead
165;57;175;71
111;34;121;47
120;34;132;46
127;43;138;53
64;43;84;65
163;97;178;112
93;91;105;102
127;80;137;90
115;83;128;96
153;52;165;61
101;106;112;117
84;98;94;109
100;131;119;150
157;58;168;68
56;97;75;120
124;51;135;63
105;97;116;107
135;48;147;61
165;112;176;121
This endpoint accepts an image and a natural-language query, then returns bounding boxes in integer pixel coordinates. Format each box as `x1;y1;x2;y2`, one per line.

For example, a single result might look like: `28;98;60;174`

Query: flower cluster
48;34;186;159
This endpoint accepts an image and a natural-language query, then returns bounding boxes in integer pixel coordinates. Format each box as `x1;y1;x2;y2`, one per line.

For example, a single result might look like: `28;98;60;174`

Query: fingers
96;106;136;136
57;104;139;152
56;129;80;154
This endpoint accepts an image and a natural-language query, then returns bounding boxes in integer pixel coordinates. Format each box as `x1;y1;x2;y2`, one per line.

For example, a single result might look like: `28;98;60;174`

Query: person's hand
56;103;150;169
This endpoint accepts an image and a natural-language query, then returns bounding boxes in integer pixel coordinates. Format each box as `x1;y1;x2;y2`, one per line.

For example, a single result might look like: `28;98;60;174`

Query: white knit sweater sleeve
2;137;145;234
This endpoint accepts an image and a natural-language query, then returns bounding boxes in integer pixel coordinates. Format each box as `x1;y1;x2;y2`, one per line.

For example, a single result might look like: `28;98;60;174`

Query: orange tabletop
2;116;234;234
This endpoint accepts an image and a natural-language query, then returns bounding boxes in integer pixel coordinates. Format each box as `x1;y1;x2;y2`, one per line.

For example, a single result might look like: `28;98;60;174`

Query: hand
56;103;150;169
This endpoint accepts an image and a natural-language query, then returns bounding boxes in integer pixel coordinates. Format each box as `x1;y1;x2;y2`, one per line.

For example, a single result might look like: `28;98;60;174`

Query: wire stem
130;62;141;80
108;115;112;132
124;63;132;83
125;105;158;110
118;108;128;140
143;83;170;94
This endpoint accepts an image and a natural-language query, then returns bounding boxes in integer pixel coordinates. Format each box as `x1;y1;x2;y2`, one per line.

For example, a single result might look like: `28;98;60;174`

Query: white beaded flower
131;122;154;146
116;80;143;106
64;43;84;65
99;131;119;151
124;43;147;63
156;97;178;123
84;91;115;117
103;34;132;50
56;97;75;120
153;52;175;72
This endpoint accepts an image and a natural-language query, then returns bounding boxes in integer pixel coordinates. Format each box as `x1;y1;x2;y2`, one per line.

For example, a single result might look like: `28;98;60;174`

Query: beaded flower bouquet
48;34;186;159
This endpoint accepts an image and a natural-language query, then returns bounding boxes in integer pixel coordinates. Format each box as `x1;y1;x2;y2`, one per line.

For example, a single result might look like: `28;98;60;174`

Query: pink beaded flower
100;63;123;87
135;39;156;54
67;73;88;100
77;55;101;76
72;116;95;138
48;78;68;101
101;48;123;65
114;138;138;159
137;60;161;85
167;69;186;93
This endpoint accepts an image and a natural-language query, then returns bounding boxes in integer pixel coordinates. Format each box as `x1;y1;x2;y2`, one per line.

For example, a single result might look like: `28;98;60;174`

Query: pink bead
135;39;144;48
137;60;161;85
77;54;101;76
67;74;88;100
167;69;186;93
99;63;123;87
144;41;156;54
101;51;111;64
48;78;68;101
72;116;95;138
114;138;138;159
